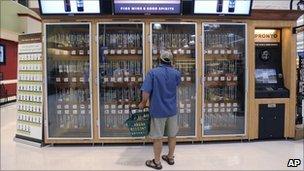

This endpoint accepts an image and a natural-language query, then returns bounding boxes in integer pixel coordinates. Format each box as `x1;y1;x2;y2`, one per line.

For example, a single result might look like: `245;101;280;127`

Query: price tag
220;50;226;54
186;50;191;54
227;103;232;107
180;109;185;113
79;77;84;82
103;50;109;54
111;105;116;109
131;104;136;108
207;77;212;81
233;76;238;81
125;105;130;109
81;110;86;114
124;110;129;114
104;105;109;109
130;49;136;54
73;110;78;114
214;50;219;54
123;49;129;54
118;110;123;114
207;108;213;113
220;108;226;112
104;77;109;82
227;50;232;54
226;108;232;112
131;77;136;82
79;50;84;55
207;103;213;108
117;77;123;82
186;77;191;82
233;108;238;112
180;50;185;55
233;50;238;54
214;76;219;81
220;103;225;107
124;77;129;82
173;50;178;54
207;50;213;54
214;108;219;113
110;50;115;54
186;103;191;108
186;109;191;113
73;105;77;109
110;77;116;82
118;105;123;109
72;77;77;82
226;76;232;81
137;77;143;82
153;49;158;55
180;103;185;108
105;110;110;114
116;50;122;54
57;105;62;109
233;103;238;107
64;110;69;114
181;77;185;82
137;50;143;54
64;105;69;109
220;76;225;81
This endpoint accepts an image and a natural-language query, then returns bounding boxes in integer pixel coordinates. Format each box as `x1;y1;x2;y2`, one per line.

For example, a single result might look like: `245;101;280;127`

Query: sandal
145;159;162;170
162;155;175;165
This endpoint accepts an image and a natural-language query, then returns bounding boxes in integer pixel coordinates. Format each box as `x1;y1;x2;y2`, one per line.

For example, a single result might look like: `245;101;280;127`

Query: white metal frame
201;22;248;138
149;22;198;138
96;22;146;140
43;22;94;140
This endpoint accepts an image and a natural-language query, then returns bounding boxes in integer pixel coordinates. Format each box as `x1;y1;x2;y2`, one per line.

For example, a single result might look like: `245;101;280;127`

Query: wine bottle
76;0;84;12
228;0;236;13
64;0;71;12
216;0;223;12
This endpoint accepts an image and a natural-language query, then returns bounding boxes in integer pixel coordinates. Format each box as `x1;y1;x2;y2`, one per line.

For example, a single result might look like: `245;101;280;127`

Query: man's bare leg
153;138;163;163
168;137;176;159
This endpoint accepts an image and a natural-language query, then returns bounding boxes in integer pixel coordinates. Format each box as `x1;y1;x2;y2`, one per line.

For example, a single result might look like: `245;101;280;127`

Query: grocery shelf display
151;23;197;136
45;23;92;139
203;23;247;136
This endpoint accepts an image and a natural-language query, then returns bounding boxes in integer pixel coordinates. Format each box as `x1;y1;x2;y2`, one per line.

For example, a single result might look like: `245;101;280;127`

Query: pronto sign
254;29;281;43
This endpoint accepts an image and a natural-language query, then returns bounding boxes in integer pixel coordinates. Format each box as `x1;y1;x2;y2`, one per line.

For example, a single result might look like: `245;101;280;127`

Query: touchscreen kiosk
254;29;290;98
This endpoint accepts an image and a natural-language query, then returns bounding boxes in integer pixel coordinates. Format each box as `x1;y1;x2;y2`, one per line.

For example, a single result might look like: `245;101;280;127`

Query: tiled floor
1;103;303;170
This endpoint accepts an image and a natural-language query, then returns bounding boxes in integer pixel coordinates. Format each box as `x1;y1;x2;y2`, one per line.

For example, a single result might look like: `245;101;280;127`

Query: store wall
0;0;41;41
0;39;18;100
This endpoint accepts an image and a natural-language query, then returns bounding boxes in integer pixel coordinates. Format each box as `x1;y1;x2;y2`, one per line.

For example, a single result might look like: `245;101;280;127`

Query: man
139;50;181;170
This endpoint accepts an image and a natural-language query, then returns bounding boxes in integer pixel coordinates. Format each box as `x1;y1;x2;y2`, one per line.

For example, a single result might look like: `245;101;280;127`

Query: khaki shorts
149;115;179;139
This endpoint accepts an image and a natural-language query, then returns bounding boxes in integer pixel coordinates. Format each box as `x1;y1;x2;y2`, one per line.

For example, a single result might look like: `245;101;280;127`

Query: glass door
98;23;144;137
151;23;197;136
203;23;247;136
45;23;92;138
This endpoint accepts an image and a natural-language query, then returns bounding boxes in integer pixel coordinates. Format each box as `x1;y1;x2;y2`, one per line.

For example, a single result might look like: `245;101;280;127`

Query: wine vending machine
254;29;289;139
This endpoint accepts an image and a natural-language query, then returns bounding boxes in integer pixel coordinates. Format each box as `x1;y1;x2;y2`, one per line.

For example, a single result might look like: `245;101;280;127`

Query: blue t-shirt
141;64;181;118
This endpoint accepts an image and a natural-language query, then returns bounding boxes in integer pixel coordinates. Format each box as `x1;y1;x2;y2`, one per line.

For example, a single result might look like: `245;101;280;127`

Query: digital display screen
39;0;101;14
255;69;278;84
0;45;4;64
114;0;181;14
194;0;252;15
